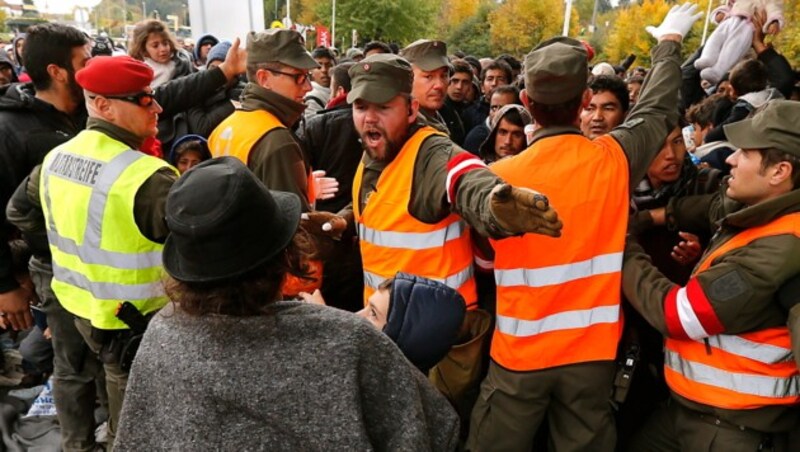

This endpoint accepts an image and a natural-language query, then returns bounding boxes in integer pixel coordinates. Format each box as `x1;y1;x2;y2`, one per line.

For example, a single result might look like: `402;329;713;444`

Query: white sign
187;0;265;41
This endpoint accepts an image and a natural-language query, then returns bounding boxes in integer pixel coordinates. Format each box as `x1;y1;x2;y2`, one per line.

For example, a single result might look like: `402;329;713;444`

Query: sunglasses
90;92;157;107
267;68;312;85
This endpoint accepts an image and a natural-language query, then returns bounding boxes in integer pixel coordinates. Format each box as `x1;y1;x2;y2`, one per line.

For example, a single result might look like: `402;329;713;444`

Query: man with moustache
343;53;563;310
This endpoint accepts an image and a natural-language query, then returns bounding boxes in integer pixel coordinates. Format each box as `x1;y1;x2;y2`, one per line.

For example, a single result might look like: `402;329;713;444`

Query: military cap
724;100;800;157
347;54;414;104
246;29;318;69
524;36;588;105
400;39;449;71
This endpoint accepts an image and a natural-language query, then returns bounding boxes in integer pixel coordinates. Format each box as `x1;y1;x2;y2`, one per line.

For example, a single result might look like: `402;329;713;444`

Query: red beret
580;40;595;62
76;56;153;96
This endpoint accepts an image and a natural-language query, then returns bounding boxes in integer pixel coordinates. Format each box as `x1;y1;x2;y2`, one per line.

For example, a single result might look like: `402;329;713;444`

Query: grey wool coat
114;301;459;451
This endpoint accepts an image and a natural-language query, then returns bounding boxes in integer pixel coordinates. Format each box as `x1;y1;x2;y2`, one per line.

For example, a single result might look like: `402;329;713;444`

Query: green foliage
775;0;800;63
0;9;7;33
312;0;439;46
446;3;494;56
489;0;579;57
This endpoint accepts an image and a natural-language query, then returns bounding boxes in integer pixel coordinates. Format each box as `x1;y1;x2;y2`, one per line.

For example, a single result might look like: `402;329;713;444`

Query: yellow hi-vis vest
208;109;317;203
208;109;282;164
40;130;178;330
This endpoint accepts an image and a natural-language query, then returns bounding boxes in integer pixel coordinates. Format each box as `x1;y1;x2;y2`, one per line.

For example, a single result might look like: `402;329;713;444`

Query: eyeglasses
267;68;311;85
90;92;157;108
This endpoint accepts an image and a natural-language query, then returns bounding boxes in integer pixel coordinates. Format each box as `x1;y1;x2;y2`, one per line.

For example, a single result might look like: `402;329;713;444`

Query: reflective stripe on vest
496;304;620;337
41;130;176;330
664;212;800;409
489;134;629;371
665;350;800;401
43;150;162;269
364;265;474;292
494;252;622;287
353;126;477;308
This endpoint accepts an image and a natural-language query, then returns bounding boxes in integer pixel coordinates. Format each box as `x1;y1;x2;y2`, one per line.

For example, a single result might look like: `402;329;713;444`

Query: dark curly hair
165;228;318;317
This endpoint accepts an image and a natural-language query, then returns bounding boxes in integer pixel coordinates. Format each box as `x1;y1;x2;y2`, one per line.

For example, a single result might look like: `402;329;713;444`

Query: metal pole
286;0;290;21
142;1;146;19
331;0;336;49
700;0;714;45
590;0;599;34
562;0;573;36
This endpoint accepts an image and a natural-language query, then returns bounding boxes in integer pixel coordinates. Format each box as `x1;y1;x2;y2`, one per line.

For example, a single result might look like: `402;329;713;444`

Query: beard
66;69;84;108
361;126;403;163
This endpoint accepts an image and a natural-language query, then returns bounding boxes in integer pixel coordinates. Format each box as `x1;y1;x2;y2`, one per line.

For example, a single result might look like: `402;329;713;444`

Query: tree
489;0;579;57
775;0;800;62
603;0;680;67
440;0;482;30
312;0;439;46
447;2;495;56
0;9;7;33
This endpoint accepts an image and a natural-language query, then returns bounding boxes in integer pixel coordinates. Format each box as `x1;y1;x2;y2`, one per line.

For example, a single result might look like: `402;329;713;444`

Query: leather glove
301;212;347;239
489;184;563;238
646;3;703;39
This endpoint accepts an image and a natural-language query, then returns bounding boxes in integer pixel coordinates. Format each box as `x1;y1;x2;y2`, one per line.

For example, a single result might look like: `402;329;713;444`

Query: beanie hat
206;41;231;68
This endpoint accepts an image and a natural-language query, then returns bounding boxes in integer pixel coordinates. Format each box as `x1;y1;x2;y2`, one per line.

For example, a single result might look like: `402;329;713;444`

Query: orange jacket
489;134;629;371
664;212;800;410
353;127;477;308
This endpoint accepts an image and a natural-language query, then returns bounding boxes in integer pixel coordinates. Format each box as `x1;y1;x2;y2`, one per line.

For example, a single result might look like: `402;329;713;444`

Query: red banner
316;25;330;48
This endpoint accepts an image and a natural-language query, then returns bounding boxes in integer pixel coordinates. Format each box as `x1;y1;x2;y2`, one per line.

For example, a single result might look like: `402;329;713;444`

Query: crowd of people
0;1;799;450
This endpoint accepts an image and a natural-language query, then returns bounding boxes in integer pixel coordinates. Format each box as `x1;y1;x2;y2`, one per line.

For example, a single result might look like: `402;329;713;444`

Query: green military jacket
623;182;800;432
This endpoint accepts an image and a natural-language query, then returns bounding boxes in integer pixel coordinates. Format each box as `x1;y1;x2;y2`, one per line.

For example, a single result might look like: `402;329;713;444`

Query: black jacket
298;102;362;213
439;98;467;146
0;69;229;293
384;273;466;374
155;67;230;152
0;83;84;292
461;97;489;132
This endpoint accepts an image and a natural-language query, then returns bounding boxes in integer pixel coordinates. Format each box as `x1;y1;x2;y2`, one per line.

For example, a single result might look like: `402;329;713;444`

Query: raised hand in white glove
645;3;703;40
312;170;339;200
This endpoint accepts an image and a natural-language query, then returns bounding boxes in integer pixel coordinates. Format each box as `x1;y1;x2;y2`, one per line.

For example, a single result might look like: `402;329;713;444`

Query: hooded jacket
193;34;219;64
0;51;19;84
384;273;466;373
11;34;25;72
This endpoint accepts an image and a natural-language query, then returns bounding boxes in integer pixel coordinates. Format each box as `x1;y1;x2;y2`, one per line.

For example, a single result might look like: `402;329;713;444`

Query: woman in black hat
114;157;458;451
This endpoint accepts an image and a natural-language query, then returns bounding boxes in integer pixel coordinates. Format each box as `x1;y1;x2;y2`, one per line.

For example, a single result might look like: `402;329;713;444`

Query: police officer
37;55;178;449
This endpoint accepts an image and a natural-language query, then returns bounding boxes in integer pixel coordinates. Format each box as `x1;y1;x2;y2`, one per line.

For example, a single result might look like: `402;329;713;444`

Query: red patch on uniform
363;64;370;71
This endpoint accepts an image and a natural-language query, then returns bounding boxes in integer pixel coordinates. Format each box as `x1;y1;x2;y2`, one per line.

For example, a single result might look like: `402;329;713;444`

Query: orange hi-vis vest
489;134;629;371
353;126;477;309
208;109;316;202
664;212;800;410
